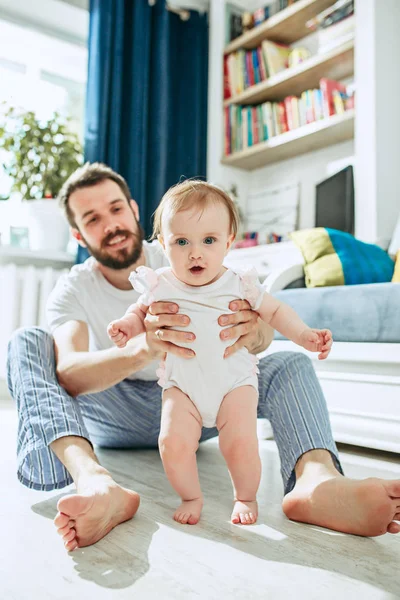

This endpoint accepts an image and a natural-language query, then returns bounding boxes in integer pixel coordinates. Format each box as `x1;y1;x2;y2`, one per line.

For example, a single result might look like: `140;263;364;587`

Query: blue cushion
328;229;395;285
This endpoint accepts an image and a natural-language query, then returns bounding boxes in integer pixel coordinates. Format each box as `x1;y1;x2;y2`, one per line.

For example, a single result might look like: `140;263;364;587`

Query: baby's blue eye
204;237;215;244
176;239;188;246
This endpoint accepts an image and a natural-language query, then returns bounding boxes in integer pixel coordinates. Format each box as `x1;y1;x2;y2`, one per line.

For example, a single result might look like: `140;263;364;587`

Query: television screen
315;166;354;234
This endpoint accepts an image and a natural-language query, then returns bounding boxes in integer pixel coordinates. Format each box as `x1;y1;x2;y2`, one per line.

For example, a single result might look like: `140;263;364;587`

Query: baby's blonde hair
152;179;239;240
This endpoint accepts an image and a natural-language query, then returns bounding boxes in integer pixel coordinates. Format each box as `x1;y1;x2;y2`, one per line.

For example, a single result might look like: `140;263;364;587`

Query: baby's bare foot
231;499;258;525
173;497;203;525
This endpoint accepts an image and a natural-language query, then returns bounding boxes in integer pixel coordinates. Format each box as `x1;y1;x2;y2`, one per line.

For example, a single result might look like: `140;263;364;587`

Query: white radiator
0;264;67;378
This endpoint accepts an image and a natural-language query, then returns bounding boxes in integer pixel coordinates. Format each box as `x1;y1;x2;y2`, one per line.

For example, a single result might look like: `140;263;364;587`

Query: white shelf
224;40;354;107
0;246;75;264
221;109;355;170
224;0;335;53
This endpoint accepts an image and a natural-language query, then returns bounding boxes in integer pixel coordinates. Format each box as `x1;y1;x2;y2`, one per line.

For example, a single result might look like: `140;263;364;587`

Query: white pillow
224;242;304;280
388;213;400;258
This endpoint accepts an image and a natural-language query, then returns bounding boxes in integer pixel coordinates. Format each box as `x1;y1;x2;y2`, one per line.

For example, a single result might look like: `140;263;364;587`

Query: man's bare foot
173;497;203;525
53;473;140;551
231;500;258;525
283;474;400;537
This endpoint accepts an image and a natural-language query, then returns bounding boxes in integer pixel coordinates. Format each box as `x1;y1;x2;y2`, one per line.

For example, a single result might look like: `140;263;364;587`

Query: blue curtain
78;0;208;263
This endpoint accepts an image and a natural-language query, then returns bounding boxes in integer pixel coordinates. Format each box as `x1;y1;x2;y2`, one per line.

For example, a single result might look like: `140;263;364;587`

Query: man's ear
157;234;165;249
71;227;87;248
130;199;140;221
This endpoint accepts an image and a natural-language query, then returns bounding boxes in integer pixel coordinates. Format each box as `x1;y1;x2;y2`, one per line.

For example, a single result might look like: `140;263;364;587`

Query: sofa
225;242;400;454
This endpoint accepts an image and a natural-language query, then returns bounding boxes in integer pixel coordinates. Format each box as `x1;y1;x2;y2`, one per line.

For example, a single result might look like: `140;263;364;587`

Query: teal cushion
327;229;394;284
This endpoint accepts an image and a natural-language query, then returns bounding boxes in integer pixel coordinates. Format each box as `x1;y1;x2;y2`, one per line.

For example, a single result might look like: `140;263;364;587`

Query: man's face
69;179;144;270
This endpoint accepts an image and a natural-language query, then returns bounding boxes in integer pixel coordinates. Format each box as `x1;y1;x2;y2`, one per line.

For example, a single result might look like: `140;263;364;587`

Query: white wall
355;0;400;245
207;0;250;210
247;140;354;229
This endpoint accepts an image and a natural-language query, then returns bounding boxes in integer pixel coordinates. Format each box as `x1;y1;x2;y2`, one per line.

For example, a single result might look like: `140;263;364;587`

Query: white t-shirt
46;240;169;381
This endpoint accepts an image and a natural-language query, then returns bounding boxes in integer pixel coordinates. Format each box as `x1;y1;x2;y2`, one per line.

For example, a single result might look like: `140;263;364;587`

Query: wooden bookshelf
224;40;354;107
224;0;335;53
221;109;354;170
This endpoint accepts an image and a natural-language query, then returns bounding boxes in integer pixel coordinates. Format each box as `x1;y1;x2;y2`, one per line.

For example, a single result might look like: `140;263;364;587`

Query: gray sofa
274;282;400;343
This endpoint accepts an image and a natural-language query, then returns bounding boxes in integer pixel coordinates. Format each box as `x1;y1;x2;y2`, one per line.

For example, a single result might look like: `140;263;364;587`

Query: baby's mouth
190;266;205;274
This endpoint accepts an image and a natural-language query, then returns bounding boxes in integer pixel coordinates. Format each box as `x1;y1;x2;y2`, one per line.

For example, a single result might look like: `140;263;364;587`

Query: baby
108;180;332;526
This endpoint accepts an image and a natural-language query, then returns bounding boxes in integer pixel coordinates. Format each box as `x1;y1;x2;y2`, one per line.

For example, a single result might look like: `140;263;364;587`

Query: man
7;163;400;552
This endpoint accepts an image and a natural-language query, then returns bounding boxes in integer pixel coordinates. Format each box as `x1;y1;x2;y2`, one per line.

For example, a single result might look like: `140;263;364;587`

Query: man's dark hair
58;162;132;228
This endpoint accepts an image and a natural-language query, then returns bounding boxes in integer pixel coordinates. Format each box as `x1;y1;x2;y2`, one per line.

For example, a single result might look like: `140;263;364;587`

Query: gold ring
155;329;161;340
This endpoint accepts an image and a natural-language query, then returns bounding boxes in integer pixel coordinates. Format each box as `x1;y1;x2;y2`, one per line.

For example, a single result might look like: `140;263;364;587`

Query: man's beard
81;223;145;270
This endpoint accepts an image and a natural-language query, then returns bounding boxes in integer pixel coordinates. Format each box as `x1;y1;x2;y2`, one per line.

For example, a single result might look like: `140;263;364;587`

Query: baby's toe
231;512;240;524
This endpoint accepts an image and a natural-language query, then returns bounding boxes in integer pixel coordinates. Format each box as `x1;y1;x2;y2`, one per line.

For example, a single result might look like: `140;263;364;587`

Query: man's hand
218;300;266;358
144;302;195;359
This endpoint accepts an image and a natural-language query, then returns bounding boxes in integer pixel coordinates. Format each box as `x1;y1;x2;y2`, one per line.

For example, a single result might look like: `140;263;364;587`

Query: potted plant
0;104;83;251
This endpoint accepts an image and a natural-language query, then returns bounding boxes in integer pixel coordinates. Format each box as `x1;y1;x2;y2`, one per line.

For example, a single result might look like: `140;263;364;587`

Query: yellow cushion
290;228;344;288
304;254;345;288
392;251;400;282
290;227;334;263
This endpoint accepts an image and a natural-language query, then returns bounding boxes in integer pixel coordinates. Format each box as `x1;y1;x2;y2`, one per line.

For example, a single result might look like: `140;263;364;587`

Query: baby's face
160;201;234;287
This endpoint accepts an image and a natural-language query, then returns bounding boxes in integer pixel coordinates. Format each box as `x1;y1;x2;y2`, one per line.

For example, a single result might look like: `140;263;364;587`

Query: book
223;55;231;100
253;6;269;26
261;40;291;77
320;78;347;118
332;89;346;114
225;3;243;44
307;0;354;31
317;14;355;53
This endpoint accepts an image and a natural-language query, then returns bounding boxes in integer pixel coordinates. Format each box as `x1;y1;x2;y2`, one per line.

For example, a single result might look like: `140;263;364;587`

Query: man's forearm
249;318;274;354
56;334;154;397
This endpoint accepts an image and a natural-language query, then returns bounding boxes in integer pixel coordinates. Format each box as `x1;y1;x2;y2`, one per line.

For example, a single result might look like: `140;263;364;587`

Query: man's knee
7;327;55;395
280;351;313;372
8;326;53;354
259;351;313;379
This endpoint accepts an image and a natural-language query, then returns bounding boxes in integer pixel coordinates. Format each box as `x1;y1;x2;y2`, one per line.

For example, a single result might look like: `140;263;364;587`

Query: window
0;15;88;199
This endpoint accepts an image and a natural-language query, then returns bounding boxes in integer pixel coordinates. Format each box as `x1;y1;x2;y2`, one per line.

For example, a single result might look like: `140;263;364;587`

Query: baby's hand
107;318;134;348
299;328;332;360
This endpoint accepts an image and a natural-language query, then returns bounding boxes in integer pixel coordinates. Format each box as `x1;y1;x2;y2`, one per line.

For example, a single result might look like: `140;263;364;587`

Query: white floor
1;390;400;600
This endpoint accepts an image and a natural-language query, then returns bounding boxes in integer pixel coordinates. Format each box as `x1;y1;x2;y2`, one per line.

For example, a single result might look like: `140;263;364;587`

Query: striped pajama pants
7;327;343;493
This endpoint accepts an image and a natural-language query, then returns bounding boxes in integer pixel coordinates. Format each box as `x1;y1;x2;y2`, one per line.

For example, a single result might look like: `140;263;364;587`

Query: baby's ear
226;233;235;252
157;234;165;249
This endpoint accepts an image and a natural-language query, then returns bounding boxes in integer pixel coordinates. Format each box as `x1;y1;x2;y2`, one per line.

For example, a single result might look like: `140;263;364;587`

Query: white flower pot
25;199;70;252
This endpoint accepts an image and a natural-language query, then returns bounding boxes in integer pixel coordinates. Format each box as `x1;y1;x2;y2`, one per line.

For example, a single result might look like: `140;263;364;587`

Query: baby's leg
159;386;203;525
216;385;261;525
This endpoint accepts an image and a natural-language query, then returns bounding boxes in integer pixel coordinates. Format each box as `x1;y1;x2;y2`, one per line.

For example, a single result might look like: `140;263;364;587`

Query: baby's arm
107;303;147;348
257;293;332;360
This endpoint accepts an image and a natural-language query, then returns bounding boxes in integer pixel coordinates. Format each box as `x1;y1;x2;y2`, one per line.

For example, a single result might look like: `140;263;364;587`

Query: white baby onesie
129;266;266;428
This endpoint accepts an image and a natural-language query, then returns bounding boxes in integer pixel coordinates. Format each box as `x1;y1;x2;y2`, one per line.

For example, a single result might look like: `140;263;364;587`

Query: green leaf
0;104;83;200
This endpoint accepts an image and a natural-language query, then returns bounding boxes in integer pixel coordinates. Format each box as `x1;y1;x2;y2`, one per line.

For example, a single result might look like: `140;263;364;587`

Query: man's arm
54;305;196;397
54;320;157;397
